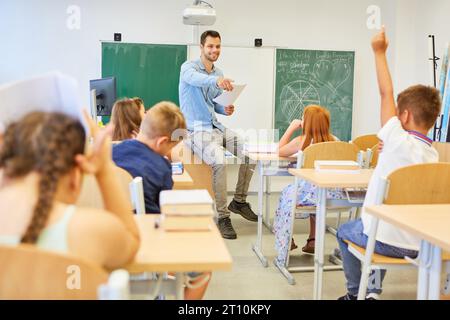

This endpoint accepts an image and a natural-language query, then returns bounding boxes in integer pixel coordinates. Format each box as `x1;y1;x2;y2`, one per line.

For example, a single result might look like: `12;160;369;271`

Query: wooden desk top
125;215;233;273
246;153;296;162
172;170;194;188
287;169;373;188
365;204;450;252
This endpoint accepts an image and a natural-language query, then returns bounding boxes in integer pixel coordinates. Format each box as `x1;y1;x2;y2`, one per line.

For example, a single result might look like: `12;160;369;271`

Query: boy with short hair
113;101;187;214
336;27;441;300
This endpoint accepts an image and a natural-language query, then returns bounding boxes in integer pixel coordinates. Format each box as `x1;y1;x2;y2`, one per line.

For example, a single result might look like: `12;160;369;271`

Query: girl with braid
0;111;140;270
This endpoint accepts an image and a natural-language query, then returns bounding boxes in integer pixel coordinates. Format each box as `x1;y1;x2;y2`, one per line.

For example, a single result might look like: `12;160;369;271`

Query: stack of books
159;189;214;231
314;161;361;174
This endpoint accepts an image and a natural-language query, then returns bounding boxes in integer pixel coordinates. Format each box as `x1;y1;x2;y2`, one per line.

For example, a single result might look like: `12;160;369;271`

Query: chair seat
345;240;450;264
345;241;412;265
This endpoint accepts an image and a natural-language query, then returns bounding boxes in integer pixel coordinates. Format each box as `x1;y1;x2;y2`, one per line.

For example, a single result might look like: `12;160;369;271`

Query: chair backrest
77;166;133;209
129;177;146;214
351;134;379;151
298;141;360;169
0;244;108;299
433;142;450;162
383;163;450;204
368;143;380;168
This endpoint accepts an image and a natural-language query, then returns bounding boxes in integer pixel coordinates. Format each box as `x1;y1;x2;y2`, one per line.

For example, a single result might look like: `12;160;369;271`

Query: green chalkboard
275;49;355;141
101;42;187;115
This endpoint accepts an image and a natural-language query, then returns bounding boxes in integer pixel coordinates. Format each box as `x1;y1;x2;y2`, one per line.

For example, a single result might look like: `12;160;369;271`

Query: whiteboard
188;46;275;141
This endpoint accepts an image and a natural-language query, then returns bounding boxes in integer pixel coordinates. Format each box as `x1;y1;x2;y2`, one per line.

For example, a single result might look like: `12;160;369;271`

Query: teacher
179;30;257;240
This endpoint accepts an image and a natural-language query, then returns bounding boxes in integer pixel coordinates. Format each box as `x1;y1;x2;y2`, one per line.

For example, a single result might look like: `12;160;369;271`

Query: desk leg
263;175;272;231
428;245;442;300
252;161;268;267
175;272;185;300
417;240;431;300
313;187;327;300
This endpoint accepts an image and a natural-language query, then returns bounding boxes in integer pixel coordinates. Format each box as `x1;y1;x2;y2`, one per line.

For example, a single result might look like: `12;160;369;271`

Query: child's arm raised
372;26;396;126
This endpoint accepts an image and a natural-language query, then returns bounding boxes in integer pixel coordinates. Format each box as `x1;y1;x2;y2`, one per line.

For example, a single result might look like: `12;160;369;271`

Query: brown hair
200;30;221;46
132;97;144;108
301;105;335;150
140;101;186;140
111;98;142;141
397;85;441;130
0;112;85;244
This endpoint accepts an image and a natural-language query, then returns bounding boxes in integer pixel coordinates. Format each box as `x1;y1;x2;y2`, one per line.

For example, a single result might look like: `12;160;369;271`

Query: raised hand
371;25;389;54
75;109;115;176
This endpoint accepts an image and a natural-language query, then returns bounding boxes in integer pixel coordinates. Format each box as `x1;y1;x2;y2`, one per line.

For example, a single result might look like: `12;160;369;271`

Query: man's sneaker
338;293;380;300
337;293;357;300
228;200;258;222
365;293;380;300
218;217;237;240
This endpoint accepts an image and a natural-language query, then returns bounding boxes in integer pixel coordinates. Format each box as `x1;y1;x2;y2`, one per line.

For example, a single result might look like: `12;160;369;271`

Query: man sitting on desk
179;30;257;240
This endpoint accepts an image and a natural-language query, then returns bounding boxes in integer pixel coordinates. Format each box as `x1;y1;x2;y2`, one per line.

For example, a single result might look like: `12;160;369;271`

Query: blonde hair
140;101;186;140
301;105;335;150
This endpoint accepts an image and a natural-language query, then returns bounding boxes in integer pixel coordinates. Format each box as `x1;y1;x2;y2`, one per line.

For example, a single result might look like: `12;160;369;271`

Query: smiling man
179;30;257;240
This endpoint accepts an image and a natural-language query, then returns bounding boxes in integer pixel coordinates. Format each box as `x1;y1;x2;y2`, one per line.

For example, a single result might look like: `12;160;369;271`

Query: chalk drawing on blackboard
280;80;321;123
312;60;351;94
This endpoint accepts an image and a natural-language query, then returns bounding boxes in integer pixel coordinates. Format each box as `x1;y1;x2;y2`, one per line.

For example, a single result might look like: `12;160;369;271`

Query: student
112;101;186;214
273;105;343;262
336;27;441;300
112;102;211;299
0;111;140;270
111;98;145;141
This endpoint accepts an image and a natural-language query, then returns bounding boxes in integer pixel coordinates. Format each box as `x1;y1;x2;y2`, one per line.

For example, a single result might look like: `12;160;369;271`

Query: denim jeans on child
336;219;418;296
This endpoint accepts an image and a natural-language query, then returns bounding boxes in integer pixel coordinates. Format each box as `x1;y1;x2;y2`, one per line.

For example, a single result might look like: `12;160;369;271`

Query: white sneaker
366;293;381;300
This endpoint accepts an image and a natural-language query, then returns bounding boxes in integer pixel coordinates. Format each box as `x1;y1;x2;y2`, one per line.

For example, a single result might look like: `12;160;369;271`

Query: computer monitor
89;77;116;117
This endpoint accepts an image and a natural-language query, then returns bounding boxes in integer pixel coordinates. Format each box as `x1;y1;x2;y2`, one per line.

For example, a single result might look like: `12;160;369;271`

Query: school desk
288;168;374;300
365;204;450;300
246;152;296;267
172;170;194;189
125;215;232;299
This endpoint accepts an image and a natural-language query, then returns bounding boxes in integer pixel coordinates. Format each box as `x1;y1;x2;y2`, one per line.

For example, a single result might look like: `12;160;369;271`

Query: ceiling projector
183;1;216;26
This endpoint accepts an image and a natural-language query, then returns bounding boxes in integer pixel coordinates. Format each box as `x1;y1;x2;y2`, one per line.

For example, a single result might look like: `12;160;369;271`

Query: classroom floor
203;194;419;300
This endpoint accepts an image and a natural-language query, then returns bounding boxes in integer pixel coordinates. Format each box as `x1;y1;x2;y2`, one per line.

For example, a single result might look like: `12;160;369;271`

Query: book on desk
159;189;215;231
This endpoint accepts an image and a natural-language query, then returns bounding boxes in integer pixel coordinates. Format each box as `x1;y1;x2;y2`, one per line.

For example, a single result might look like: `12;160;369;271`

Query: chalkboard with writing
275;49;355;141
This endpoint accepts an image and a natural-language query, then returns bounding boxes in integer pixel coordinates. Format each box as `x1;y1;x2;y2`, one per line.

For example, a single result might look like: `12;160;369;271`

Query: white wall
1;0;400;137
3;0;445;192
413;0;450;89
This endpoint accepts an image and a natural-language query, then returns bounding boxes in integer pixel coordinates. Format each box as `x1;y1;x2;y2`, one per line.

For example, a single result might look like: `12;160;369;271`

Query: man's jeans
336;219;418;296
187;128;255;219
